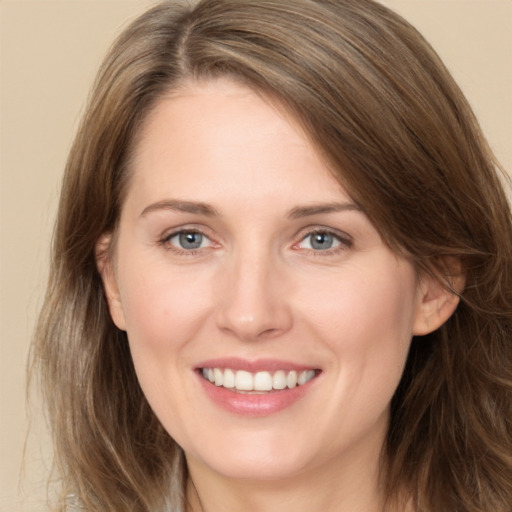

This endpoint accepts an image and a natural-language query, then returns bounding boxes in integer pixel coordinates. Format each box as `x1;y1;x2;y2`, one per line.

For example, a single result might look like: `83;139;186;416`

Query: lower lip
197;372;318;417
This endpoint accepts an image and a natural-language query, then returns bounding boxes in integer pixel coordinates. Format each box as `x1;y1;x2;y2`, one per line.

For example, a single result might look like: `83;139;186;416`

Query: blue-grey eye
299;231;342;251
180;232;203;249
169;231;208;250
310;232;335;250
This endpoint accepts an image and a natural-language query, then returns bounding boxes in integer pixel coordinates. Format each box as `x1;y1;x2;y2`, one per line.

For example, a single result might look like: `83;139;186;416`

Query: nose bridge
216;242;292;340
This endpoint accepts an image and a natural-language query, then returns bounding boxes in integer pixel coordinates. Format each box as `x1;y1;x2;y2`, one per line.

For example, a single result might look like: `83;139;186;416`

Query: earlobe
412;266;465;336
95;233;127;331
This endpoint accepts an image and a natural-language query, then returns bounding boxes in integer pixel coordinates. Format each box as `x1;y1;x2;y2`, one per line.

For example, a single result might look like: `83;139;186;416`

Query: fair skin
98;78;460;512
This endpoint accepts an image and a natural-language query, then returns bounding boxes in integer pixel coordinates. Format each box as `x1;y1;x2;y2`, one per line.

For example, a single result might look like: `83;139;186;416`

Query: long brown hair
31;1;512;510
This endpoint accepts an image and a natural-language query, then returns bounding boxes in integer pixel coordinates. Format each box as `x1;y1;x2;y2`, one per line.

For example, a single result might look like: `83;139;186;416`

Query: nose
215;248;293;341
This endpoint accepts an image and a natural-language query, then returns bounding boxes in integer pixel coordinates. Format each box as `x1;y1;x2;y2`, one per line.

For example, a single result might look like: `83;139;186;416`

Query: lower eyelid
295;230;352;250
159;228;222;255
158;227;352;254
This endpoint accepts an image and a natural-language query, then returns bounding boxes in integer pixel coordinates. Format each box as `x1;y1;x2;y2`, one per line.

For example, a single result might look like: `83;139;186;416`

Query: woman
32;0;512;511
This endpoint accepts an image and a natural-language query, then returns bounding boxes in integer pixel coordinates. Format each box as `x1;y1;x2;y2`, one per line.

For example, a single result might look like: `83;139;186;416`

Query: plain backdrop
1;1;511;510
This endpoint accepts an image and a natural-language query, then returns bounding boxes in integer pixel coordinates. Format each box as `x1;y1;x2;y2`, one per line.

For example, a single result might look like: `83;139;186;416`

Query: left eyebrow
287;202;362;219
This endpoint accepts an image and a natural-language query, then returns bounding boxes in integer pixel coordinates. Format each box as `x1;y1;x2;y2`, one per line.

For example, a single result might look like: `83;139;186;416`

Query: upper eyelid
159;229;216;255
157;224;353;249
294;225;353;243
160;224;214;241
164;227;204;238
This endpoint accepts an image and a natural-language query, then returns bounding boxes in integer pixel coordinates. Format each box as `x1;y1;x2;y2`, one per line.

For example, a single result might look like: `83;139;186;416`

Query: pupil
311;233;333;250
179;232;202;249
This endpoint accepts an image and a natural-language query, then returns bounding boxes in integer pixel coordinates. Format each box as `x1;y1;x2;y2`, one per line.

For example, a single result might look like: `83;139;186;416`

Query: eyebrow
287;202;362;219
140;199;220;217
140;199;362;219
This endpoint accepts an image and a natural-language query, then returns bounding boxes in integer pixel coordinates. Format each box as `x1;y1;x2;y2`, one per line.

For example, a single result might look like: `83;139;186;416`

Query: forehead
124;78;351;214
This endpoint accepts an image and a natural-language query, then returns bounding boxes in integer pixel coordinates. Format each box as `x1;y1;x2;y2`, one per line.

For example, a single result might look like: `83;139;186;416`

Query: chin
202;456;309;482
185;431;319;482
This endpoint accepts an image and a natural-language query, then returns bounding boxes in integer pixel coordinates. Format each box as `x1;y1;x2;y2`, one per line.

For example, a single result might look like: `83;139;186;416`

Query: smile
201;368;317;392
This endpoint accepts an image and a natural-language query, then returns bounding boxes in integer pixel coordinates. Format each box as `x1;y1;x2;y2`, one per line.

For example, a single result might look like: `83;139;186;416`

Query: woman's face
101;78;441;482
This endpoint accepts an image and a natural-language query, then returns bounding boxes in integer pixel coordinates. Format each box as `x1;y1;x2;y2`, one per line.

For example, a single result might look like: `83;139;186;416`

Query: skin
98;78;460;512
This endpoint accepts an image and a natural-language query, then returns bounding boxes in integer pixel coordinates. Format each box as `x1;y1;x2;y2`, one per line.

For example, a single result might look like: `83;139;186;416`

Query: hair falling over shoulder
30;0;511;510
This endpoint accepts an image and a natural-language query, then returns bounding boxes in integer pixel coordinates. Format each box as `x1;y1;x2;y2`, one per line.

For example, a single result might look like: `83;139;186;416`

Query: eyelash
158;227;353;256
158;228;214;256
293;228;353;255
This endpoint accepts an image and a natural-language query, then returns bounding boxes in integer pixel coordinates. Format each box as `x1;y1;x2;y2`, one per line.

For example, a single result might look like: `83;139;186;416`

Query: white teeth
214;368;223;386
298;369;315;385
223;368;235;388
287;370;298;389
235;370;253;391
254;371;273;391
272;370;287;390
201;367;316;391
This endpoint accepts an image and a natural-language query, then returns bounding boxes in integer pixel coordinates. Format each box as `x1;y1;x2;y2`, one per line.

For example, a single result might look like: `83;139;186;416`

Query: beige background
1;1;511;510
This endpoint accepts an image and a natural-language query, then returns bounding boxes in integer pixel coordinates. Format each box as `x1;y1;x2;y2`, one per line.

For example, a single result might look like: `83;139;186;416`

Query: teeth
272;370;287;390
223;368;235;388
287;370;298;389
254;371;273;391
235;370;253;391
214;368;223;386
298;370;315;385
201;368;316;391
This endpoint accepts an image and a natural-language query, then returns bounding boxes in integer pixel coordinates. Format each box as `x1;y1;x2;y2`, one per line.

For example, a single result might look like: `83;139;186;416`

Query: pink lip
194;358;321;417
196;357;317;373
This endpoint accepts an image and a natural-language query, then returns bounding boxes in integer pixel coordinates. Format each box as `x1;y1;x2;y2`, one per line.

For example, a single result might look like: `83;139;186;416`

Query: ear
413;260;465;336
95;233;126;331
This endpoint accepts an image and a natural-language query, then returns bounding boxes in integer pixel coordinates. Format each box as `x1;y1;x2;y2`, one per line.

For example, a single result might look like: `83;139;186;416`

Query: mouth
199;367;319;393
195;360;321;416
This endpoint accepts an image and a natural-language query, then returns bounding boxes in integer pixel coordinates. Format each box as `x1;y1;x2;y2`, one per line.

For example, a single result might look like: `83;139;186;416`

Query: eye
301;231;340;250
165;230;213;251
295;229;352;252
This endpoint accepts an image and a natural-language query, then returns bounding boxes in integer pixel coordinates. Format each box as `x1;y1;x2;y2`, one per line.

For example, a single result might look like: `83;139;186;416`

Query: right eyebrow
139;199;220;218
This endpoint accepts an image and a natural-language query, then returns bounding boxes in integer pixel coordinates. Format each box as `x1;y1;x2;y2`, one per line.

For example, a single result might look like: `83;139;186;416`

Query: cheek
305;262;417;343
117;259;214;358
115;262;216;431
302;261;418;399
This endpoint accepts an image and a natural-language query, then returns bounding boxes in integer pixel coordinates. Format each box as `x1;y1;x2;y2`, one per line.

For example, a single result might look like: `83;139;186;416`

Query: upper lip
195;357;320;373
